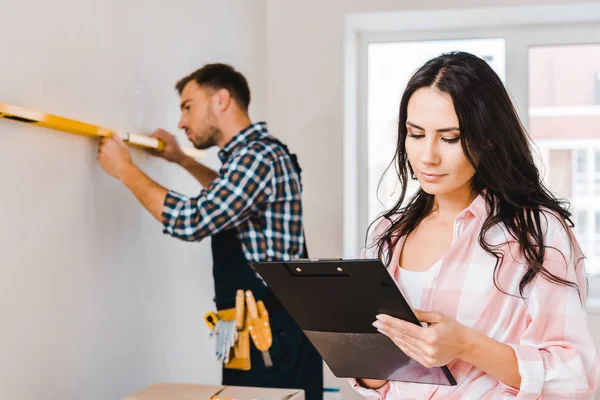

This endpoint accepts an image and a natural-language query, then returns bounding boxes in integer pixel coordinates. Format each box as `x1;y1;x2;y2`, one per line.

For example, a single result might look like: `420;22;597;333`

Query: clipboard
252;258;457;386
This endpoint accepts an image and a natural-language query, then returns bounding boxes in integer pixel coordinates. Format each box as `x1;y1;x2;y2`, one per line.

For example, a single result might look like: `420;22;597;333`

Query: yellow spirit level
0;101;204;158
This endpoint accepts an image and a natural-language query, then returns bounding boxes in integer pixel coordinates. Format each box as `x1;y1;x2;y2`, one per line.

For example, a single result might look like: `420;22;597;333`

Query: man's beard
192;126;220;150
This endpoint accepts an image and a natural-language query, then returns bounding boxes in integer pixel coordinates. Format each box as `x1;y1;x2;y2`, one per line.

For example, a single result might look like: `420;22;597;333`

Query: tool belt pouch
217;308;251;371
248;300;273;353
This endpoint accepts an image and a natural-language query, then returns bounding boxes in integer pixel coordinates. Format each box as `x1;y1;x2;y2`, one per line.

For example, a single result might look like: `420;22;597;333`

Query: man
97;64;323;399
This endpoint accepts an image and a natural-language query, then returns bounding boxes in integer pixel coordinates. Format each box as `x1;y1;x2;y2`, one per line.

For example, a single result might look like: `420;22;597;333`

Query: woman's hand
357;379;388;389
373;309;470;368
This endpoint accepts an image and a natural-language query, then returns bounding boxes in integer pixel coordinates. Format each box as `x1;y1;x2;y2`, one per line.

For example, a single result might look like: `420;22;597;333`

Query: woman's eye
408;132;424;139
441;137;460;144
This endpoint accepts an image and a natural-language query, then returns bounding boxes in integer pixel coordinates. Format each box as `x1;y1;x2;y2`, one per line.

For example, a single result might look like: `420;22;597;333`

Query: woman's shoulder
508;207;582;269
534;208;585;292
492;207;573;245
536;208;574;244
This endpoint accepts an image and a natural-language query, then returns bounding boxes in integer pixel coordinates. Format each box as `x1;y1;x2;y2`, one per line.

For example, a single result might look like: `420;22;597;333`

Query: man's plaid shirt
162;122;305;263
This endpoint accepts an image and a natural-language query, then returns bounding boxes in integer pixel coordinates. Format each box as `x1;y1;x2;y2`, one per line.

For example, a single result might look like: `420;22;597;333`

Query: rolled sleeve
161;190;189;237
503;343;545;398
496;215;600;399
499;339;598;399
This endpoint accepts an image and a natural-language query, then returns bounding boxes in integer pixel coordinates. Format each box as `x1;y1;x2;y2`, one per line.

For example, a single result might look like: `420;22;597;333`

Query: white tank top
397;259;443;310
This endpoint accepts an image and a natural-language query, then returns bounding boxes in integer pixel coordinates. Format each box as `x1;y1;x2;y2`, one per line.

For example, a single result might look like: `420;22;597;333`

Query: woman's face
405;87;476;198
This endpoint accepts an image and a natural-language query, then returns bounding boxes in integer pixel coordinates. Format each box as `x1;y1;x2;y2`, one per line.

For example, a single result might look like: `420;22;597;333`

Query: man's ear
214;88;232;112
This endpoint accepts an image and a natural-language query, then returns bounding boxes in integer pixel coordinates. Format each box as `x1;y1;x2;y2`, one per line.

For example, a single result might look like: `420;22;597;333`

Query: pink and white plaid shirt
351;194;600;399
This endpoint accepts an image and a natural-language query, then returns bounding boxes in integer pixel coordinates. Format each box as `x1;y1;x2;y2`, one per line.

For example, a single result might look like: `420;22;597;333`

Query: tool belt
204;290;274;371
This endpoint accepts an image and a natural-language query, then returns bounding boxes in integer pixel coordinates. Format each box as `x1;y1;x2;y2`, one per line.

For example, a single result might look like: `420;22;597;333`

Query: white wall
265;0;600;398
0;0;266;399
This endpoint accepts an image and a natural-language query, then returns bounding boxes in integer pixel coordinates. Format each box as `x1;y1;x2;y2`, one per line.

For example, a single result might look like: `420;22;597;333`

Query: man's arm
97;134;168;222
120;165;168;222
178;155;218;187
150;129;218;187
98;134;273;242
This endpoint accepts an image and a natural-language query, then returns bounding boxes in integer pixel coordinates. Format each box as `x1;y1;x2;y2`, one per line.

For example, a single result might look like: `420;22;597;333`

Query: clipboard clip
286;262;351;277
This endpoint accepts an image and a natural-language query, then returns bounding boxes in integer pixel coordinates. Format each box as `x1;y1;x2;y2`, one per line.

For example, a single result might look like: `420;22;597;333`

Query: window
574;150;588;196
595;212;600;261
595;71;600;105
577;211;588;236
595;150;600;196
530;44;600;273
576;210;589;256
577;150;587;174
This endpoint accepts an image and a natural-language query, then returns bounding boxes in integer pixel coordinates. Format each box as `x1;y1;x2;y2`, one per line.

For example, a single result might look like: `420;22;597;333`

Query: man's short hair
175;63;251;111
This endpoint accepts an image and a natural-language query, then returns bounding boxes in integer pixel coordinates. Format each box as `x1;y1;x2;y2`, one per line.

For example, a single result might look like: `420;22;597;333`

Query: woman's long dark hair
370;51;581;297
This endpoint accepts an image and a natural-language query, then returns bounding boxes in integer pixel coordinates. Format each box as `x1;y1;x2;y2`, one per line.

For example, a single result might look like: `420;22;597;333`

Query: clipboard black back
252;258;456;385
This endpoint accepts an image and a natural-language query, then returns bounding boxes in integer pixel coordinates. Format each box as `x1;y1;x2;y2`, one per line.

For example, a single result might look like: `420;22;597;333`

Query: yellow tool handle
256;300;269;319
235;289;245;331
246;292;273;357
0;101;204;158
245;290;259;319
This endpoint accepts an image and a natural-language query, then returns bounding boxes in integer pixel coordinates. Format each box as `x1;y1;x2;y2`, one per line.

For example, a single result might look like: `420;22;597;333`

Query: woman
351;52;599;399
